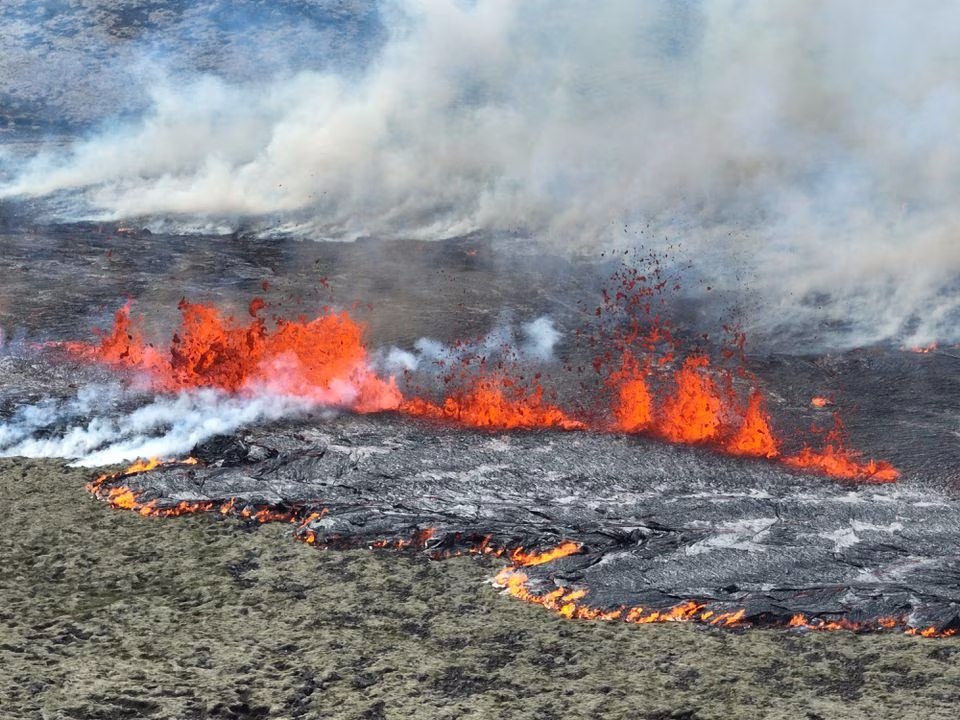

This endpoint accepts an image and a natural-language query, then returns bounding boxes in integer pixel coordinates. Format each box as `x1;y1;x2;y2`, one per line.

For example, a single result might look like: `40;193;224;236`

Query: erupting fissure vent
63;268;898;484
68;300;401;412
400;376;584;431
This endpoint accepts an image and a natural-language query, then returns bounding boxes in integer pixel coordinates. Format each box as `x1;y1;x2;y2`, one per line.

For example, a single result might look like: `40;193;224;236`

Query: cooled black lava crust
2;224;959;632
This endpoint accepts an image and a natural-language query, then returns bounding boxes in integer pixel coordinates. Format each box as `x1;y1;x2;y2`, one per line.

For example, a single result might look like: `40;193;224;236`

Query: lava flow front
85;456;959;638
492;566;956;637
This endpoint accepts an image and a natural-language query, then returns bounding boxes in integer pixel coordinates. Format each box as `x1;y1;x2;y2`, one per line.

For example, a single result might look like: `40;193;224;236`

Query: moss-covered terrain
2;458;958;719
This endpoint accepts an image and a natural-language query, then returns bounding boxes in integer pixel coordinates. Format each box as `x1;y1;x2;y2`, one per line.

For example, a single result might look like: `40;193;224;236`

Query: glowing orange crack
493;567;954;637
88;472;949;639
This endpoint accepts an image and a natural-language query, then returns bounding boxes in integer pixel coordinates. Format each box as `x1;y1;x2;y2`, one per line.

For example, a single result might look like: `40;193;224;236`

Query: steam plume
2;0;959;347
377;315;561;376
0;385;314;467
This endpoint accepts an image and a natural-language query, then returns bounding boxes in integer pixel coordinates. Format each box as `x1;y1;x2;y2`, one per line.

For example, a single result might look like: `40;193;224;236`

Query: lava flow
400;375;584;431
603;349;891;480
492;566;955;637
585;265;894;481
65;292;899;483
784;416;900;482
656;356;726;444
68;300;401;413
86;458;949;637
86;457;325;525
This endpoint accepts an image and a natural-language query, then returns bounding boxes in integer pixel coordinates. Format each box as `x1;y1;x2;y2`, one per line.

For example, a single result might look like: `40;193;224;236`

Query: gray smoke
0;384;315;467
2;0;959;347
377;315;561;377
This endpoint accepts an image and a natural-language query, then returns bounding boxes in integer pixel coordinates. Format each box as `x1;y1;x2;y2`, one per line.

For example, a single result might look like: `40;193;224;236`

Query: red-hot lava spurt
68;299;401;412
86;458;944;636
65;279;898;483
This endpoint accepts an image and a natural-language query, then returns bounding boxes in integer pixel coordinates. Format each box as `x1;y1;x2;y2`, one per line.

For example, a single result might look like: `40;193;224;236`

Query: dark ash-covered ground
3;224;960;633
4;457;960;720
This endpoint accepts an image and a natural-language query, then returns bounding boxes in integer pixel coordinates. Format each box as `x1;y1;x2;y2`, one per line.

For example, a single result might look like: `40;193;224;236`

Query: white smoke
0;384;315;467
521;317;561;362
0;313;558;466
3;0;960;347
377;314;561;376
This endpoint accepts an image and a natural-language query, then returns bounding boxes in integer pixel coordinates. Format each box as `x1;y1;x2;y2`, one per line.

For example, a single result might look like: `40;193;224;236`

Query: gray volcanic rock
102;411;960;634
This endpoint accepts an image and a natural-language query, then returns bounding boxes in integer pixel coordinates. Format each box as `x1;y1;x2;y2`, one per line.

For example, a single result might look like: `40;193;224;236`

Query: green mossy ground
2;459;958;719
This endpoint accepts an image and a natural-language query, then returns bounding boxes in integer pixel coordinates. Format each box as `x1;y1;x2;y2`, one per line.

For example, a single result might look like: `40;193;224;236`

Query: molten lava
784;416;899;483
72;300;401;412
656;356;725;444
608;351;653;432
508;540;582;566
725;390;779;458
493;566;954;636
86;457;327;523
400;376;584;431
87;462;950;637
69;293;900;483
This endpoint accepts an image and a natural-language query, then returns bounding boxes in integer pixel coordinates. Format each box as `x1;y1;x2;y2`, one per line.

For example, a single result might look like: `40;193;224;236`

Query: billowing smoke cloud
0;384;314;467
2;0;959;347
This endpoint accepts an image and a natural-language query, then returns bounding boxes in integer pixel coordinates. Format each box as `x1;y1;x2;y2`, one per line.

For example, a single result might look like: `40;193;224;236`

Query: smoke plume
2;0;959;347
0;384;315;467
377;315;561;376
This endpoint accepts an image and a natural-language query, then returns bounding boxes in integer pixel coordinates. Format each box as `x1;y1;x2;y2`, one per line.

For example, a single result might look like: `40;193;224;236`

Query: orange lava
784;417;899;483
400;376;584;431
78;302;167;371
602;352;896;480
87;470;947;638
787;613;901;633
656;356;725;443
726;390;779;458
608;351;653;432
493;568;745;626
72;300;401;412
86;457;326;524
68;295;901;483
810;396;831;408
508;540;582;566
494;567;954;636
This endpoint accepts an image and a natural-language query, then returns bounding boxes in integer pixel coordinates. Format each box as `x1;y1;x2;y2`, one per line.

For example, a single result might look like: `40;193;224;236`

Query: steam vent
3;2;960;718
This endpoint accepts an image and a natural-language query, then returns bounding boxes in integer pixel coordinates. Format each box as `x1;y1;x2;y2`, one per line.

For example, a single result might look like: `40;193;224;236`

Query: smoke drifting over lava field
0;226;958;638
1;6;959;717
4;1;960;349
